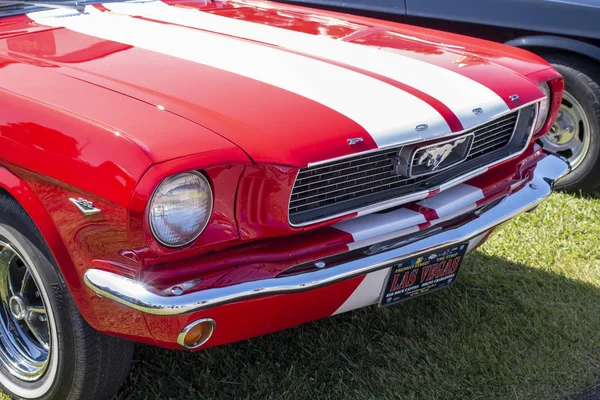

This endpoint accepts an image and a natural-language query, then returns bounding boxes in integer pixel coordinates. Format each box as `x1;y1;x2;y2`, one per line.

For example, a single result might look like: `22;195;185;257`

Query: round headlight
534;83;551;134
149;172;213;247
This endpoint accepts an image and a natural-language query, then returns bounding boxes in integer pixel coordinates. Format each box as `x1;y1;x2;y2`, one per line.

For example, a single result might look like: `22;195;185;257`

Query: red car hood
0;0;550;167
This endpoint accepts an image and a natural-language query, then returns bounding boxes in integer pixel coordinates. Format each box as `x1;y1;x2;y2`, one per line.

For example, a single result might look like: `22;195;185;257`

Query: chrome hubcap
541;90;591;171
0;240;50;381
9;296;28;321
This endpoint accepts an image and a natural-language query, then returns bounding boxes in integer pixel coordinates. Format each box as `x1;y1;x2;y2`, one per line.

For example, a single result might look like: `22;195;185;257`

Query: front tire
0;196;133;400
539;53;600;193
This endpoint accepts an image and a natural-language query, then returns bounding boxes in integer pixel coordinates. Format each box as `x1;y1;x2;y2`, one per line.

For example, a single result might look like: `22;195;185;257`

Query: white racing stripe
416;183;484;218
346;225;420;252
334;208;426;242
334;208;425;251
333;268;389;315
103;1;510;138
28;7;449;147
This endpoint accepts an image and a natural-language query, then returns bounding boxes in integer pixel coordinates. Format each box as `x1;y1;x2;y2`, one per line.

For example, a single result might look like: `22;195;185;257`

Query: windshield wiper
0;0;84;12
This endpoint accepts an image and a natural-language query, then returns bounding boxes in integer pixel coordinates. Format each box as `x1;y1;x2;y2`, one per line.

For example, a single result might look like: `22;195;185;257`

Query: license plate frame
379;242;468;307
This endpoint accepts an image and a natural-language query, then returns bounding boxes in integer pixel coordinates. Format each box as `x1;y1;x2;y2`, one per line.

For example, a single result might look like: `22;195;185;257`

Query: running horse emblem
416;137;468;171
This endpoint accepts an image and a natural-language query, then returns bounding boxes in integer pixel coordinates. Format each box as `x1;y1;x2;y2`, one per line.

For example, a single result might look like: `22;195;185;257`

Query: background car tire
539;53;600;193
0;195;134;400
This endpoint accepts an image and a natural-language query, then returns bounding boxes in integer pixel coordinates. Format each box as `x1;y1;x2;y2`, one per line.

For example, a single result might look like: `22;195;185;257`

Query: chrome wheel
541;90;591;171
0;240;50;382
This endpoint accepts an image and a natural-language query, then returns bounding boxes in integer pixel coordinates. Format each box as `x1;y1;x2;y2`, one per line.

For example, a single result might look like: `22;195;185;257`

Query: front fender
0;165;158;344
0;167;89;319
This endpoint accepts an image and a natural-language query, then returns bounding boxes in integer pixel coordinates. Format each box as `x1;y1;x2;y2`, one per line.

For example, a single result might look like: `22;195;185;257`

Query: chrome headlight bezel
148;171;213;248
534;82;552;134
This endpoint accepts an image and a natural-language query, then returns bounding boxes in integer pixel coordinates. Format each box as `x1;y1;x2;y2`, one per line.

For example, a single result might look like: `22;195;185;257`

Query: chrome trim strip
306;99;544;168
84;154;569;317
289;103;539;227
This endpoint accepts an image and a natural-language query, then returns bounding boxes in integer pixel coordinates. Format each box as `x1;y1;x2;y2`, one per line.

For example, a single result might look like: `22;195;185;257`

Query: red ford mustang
0;0;569;398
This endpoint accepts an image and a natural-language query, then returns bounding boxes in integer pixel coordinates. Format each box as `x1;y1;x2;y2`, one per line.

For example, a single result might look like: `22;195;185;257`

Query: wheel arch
0;165;102;328
505;35;600;64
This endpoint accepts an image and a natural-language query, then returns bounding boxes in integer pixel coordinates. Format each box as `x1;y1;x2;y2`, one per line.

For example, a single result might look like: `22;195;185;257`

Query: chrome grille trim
289;101;540;227
293;150;397;189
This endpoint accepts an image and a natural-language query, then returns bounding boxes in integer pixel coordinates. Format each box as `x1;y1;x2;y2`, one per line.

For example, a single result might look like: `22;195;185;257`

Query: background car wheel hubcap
540;90;591;171
0;240;50;381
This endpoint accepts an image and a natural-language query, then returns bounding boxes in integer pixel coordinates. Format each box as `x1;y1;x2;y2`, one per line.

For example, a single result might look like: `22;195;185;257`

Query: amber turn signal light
177;319;216;349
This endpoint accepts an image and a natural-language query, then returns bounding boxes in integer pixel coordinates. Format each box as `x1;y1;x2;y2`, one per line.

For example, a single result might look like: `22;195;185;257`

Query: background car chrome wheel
0;240;50;382
540;90;591;171
542;54;600;193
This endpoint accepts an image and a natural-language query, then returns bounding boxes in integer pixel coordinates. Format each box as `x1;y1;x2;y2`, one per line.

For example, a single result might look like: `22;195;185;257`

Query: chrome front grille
467;112;519;159
291;149;417;198
289;107;533;226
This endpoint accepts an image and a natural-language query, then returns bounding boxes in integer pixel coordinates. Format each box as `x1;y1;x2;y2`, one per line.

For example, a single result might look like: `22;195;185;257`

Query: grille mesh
290;111;519;225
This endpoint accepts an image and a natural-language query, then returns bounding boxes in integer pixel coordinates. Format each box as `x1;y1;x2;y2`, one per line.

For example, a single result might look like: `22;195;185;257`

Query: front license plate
379;243;468;307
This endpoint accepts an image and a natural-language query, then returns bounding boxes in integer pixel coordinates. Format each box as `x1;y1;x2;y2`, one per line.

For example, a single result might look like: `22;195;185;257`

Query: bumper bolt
171;286;184;296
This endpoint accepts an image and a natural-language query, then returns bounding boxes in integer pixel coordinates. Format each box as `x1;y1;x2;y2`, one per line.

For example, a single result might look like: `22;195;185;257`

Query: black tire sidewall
0;202;79;400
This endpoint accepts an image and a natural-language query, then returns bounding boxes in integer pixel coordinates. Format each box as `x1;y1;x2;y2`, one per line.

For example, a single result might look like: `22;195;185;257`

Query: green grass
113;192;600;400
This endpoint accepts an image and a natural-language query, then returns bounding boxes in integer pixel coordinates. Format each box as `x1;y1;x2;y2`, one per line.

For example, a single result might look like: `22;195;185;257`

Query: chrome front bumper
84;154;569;317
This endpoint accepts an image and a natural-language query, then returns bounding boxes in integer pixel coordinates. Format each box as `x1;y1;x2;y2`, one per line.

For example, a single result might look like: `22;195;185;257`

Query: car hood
1;0;550;167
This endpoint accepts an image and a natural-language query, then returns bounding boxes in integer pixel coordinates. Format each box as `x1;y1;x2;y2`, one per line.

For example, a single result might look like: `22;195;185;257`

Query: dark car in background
279;0;600;193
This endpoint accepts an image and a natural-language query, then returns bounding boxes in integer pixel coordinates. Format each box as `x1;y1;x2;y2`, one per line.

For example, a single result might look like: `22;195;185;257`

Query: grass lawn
112;192;600;400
